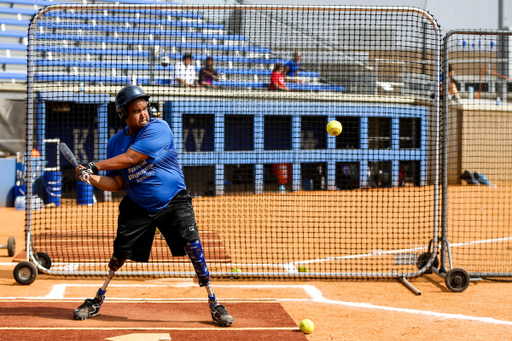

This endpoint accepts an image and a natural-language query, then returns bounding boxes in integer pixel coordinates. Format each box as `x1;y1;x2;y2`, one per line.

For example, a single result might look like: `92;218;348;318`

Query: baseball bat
58;142;79;168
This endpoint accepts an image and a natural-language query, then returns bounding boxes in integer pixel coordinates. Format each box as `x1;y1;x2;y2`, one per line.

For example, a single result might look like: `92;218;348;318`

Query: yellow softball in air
327;120;342;136
299;319;315;334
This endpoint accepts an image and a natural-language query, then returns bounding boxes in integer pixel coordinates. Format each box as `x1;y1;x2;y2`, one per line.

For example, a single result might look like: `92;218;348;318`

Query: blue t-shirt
285;60;300;76
106;119;186;212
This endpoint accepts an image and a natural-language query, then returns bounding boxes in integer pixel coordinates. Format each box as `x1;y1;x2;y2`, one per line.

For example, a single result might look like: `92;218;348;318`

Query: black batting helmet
115;85;150;119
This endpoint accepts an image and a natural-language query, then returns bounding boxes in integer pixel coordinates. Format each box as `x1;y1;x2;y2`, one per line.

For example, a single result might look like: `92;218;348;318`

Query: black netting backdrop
444;31;512;278
25;5;440;278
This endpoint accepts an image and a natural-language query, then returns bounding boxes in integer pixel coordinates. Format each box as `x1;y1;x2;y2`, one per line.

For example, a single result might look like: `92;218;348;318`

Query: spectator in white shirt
173;53;198;87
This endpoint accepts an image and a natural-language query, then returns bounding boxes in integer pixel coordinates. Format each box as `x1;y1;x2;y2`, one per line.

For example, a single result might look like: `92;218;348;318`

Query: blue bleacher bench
0;43;27;51
36;21;246;41
31;59;320;78
216;67;318;78
34;73;130;83
34;33;272;53
0;12;221;31
34;59;163;70
6;0;172;5
0;46;319;78
0;3;198;16
0;57;26;64
0;18;30;26
20;72;344;91
6;46;293;68
5;0;54;6
212;80;268;89
0;31;28;38
43;11;224;30
0;72;26;80
81;0;181;5
0;7;36;16
108;8;202;19
287;83;345;91
33;46;151;57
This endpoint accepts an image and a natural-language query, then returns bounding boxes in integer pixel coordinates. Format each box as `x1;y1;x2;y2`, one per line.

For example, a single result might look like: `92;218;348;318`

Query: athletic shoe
210;304;233;327
73;297;102;320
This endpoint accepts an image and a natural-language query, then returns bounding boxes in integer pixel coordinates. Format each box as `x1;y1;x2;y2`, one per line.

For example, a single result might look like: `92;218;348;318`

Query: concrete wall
447;102;512;185
0;157;16;207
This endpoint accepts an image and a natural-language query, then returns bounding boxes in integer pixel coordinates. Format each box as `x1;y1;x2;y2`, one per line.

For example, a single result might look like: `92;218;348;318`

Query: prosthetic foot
74;257;124;320
74;287;105;320
210;303;234;327
73;296;103;320
185;240;234;327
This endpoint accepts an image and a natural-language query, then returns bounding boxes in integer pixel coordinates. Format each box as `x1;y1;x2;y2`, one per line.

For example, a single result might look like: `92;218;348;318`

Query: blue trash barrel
43;171;61;207
77;181;95;205
15;185;26;197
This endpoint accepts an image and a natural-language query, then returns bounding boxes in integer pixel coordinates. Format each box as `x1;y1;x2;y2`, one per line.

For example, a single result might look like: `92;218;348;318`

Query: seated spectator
269;63;289;91
284;52;304;84
474;172;497;188
199;56;219;88
447;64;461;101
173;53;197;87
437;64;461;102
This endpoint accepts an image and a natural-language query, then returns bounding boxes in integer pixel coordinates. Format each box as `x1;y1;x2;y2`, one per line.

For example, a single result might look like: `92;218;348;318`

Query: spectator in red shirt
269;63;289;91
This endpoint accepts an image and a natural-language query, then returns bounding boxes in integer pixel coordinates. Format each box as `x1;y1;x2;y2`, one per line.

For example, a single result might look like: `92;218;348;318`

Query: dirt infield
0;300;307;341
20;185;512;276
15;230;231;263
0;275;511;341
1;187;512;341
447;185;512;274
25;188;438;275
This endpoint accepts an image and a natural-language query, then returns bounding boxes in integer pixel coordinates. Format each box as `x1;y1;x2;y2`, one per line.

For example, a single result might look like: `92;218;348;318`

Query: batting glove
83;162;99;175
78;168;93;184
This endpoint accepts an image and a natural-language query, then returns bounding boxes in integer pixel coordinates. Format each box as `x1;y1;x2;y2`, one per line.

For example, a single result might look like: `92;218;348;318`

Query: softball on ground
298;265;308;272
327;120;342;136
299;319;314;334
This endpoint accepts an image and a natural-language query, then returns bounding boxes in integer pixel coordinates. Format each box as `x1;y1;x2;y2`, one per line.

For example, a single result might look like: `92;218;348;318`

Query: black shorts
114;190;200;262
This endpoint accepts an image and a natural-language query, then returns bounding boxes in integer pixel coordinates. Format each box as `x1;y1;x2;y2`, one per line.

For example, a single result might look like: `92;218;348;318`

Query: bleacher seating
0;31;27;38
42;11;225;30
0;7;35;15
0;43;27;51
3;0;54;6
0;72;26;80
0;0;342;91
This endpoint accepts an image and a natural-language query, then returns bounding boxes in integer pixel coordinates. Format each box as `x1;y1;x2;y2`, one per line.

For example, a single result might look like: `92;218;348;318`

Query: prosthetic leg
73;256;125;320
184;240;233;327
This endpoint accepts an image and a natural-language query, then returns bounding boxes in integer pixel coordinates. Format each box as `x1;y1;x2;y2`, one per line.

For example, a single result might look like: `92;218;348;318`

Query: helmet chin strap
122;124;131;137
118;109;133;137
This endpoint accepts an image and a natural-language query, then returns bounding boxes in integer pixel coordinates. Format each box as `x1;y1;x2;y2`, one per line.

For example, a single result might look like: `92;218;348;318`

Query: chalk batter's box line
0;327;299;331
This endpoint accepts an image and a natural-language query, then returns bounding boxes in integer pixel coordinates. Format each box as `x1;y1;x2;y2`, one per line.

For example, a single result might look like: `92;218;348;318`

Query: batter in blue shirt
106;118;186;212
72;85;233;327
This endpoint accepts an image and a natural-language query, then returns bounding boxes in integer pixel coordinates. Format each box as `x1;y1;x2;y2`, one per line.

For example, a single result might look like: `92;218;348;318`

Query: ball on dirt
298;265;308;273
299;319;314;334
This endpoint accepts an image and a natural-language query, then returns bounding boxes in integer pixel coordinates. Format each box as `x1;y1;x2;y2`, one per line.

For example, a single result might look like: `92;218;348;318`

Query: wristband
86;162;99;175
